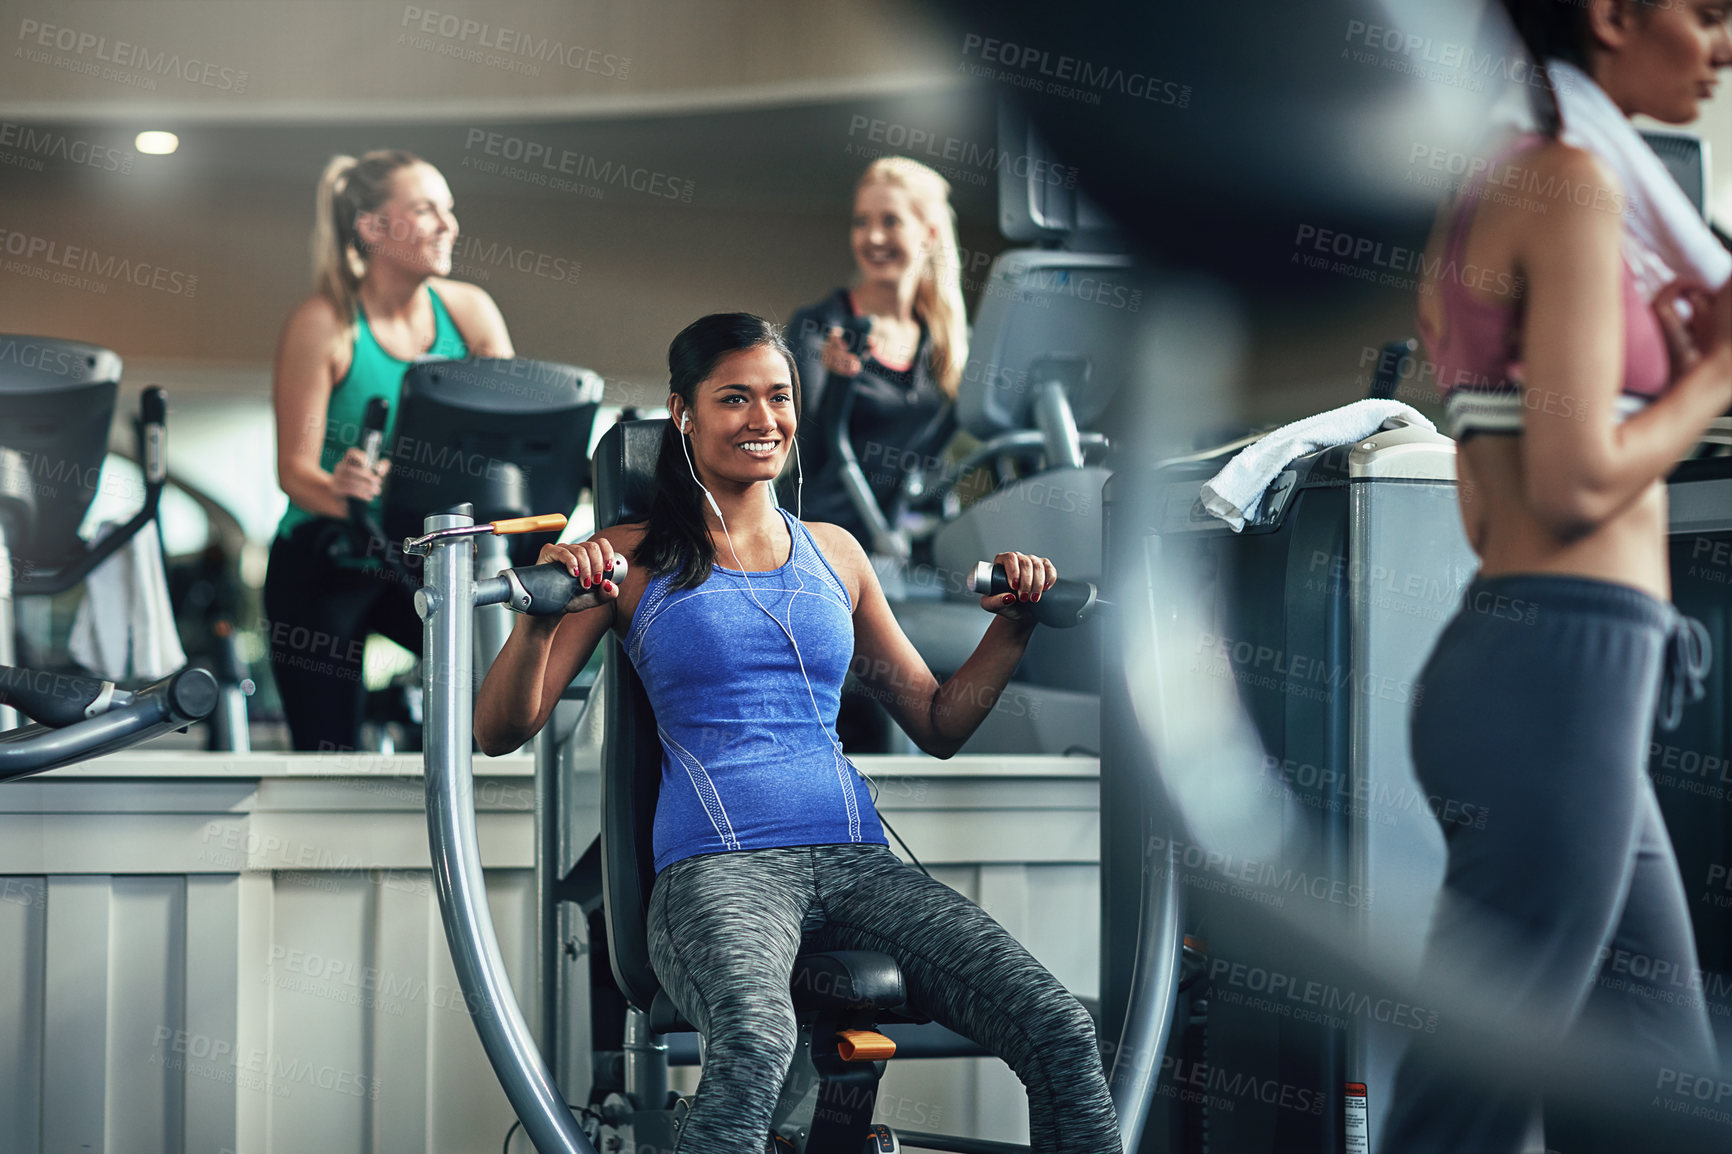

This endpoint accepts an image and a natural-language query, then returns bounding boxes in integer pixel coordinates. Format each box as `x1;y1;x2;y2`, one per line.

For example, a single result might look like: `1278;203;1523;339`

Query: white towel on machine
69;520;186;680
1200;400;1434;532
1548;59;1732;300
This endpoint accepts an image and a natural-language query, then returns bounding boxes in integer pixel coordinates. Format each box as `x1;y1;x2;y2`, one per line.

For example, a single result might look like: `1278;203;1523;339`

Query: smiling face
851;179;938;288
675;344;797;491
1594;0;1732;123
359;161;458;276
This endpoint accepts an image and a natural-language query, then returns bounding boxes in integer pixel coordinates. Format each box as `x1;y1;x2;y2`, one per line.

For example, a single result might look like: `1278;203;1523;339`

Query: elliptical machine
0;334;217;771
0;335;181;732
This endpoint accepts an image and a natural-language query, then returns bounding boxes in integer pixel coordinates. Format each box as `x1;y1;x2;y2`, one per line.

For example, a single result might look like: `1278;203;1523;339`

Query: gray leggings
1384;575;1717;1153
646;842;1121;1153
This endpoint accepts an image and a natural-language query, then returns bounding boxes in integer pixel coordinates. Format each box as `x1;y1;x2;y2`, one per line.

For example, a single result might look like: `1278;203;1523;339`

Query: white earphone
677;409;722;518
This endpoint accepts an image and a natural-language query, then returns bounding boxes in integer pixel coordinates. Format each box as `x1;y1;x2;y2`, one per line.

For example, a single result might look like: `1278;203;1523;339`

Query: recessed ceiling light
135;131;178;155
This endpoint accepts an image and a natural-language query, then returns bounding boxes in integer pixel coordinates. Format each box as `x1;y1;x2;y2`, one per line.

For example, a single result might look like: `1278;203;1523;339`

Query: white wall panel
1;754;1100;1153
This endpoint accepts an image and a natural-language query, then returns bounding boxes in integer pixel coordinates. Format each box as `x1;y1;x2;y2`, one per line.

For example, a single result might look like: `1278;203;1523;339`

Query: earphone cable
680;418;902;862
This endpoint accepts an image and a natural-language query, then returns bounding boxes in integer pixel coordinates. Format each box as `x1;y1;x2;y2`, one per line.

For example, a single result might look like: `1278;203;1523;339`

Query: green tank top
277;286;469;539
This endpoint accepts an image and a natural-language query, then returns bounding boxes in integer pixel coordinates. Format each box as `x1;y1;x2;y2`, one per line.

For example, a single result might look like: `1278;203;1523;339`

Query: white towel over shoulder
1200;401;1434;533
1549;59;1732;300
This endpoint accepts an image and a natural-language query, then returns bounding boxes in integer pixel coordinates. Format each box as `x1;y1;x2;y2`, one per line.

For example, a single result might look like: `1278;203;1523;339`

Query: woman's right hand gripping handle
474;538;623;756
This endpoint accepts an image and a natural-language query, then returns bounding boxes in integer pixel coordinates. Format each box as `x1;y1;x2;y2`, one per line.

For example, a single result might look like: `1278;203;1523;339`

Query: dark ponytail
1494;0;1592;136
637;313;801;591
1496;0;1664;136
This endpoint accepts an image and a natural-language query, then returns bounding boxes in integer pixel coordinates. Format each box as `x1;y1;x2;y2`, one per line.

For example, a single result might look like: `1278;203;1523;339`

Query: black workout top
782;289;955;548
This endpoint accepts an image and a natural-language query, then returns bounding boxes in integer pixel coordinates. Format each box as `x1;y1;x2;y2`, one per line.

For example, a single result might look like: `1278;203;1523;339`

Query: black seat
592;419;910;1034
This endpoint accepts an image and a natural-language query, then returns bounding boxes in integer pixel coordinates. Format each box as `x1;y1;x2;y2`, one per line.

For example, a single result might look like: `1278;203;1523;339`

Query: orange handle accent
491;514;568;536
835;1029;896;1061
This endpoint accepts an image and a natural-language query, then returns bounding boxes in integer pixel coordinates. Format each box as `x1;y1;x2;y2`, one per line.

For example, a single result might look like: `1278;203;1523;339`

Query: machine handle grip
0;664;114;728
140;385;167;426
969;562;1099;629
492;514;568;535
359;397;389;468
500;558;625;616
345;397;392;547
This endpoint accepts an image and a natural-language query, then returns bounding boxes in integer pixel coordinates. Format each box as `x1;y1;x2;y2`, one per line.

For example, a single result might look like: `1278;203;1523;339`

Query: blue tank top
624;508;888;873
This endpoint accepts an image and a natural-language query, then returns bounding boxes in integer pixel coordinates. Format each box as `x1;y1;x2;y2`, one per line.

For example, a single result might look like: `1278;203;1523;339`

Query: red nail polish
1003;594;1016;604
582;578;591;588
603;581;615;594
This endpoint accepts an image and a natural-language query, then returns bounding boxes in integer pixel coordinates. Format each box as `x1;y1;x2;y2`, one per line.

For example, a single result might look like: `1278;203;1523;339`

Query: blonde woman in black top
784;157;968;551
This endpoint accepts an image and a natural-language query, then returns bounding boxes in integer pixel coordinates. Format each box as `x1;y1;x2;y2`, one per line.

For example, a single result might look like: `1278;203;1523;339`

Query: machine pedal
863;1123;899;1151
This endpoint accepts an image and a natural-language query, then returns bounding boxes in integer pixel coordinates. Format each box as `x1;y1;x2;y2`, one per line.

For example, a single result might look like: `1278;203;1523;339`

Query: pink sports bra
1421;135;1671;439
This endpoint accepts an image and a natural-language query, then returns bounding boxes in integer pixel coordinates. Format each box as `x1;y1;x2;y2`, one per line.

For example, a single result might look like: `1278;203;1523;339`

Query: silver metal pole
623;1007;669;1109
215;684;251;753
0;527;18;731
1033;381;1086;471
535;721;558;1056
419;509;595;1154
474;532;512;676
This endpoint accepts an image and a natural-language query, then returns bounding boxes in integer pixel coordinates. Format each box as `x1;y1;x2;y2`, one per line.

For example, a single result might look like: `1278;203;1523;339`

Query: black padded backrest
595;419;672;1012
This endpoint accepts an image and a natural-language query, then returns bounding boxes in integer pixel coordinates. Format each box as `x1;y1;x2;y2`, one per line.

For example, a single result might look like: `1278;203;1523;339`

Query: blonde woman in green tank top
266;150;513;750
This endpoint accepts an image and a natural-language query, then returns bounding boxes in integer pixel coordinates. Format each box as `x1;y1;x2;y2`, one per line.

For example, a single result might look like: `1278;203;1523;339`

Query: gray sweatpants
646;841;1121;1153
1383;575;1718;1153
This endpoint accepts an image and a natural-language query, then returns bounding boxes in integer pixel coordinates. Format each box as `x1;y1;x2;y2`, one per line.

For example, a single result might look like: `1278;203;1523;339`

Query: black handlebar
0;664;218;783
360;397;389;465
970;562;1103;629
499;559;625;616
346;397;392;549
0;666;112;728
